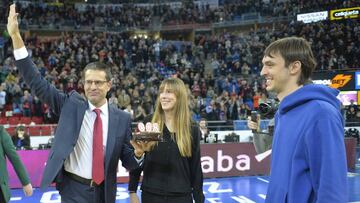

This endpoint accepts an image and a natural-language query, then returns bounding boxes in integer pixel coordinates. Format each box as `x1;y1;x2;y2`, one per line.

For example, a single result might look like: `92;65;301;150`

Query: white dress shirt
64;101;109;179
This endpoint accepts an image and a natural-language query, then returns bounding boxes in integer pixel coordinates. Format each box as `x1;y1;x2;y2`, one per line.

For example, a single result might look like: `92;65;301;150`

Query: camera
258;99;279;119
205;133;218;143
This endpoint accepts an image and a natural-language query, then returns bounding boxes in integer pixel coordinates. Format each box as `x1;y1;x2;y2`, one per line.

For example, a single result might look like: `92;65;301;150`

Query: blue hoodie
266;84;348;203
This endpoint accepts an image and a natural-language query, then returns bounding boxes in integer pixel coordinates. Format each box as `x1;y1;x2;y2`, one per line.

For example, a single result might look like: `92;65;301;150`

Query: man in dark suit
198;118;209;143
7;4;146;203
0;126;33;203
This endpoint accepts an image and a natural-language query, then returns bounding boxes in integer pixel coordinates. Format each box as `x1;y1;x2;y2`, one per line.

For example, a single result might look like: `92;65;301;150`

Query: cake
133;122;162;141
133;131;162;141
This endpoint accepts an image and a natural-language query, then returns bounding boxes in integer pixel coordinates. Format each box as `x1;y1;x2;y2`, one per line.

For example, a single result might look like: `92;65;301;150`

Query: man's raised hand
7;4;20;38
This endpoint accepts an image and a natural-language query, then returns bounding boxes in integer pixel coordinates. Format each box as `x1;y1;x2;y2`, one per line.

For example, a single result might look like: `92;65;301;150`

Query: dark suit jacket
0;126;30;203
16;57;139;203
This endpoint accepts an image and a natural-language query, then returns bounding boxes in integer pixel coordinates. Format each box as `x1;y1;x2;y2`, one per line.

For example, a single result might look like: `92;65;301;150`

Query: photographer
247;112;274;154
247;99;277;154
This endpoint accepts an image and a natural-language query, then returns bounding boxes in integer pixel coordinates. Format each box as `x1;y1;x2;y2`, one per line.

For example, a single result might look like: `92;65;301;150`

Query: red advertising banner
200;143;270;178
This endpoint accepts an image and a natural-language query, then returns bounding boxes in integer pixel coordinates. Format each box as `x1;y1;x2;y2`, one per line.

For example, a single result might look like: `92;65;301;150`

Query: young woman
129;78;204;203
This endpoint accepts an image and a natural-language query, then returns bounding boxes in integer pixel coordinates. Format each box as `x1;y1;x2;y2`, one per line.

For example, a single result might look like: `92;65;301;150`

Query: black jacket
129;120;205;203
11;136;31;150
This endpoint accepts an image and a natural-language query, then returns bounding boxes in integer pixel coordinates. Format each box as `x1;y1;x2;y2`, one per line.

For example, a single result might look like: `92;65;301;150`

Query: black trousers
57;173;105;203
141;190;193;203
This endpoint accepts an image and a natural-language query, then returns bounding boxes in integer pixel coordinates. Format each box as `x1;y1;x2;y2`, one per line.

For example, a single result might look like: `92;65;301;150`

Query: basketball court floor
9;149;360;203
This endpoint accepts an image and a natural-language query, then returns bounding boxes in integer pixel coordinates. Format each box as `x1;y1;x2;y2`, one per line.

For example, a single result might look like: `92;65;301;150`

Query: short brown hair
82;62;112;81
264;37;316;85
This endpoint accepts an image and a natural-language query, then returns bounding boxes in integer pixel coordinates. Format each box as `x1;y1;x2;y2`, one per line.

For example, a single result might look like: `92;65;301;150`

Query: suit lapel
105;106;118;170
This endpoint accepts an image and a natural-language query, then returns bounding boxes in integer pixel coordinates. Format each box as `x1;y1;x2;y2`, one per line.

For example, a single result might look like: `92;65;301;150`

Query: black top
11;136;31;150
128;122;205;203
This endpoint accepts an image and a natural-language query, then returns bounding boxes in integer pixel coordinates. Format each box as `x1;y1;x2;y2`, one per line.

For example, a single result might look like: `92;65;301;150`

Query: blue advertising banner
355;72;360;90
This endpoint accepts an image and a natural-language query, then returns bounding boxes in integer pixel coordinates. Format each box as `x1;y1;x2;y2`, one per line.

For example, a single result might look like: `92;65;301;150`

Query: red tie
92;109;104;184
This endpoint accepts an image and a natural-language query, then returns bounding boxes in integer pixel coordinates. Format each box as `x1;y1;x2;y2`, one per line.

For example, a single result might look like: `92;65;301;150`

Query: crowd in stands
221;0;359;19
0;26;269;123
0;0;359;132
196;19;360;75
0;1;358;28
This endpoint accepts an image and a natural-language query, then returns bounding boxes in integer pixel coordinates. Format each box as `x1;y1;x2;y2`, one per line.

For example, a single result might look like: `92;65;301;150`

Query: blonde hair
152;78;192;157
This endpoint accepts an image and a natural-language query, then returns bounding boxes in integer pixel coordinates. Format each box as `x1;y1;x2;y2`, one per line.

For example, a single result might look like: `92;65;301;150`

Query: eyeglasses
84;80;108;86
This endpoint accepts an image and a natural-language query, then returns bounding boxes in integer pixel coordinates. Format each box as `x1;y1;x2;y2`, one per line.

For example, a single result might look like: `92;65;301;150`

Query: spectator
108;92;119;108
20;90;32;117
346;106;357;124
0;83;6;111
253;91;261;111
348;99;358;112
11;124;31;150
227;96;239;120
124;104;134;119
118;89;131;110
134;105;146;122
32;96;44;118
198;118;209;142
